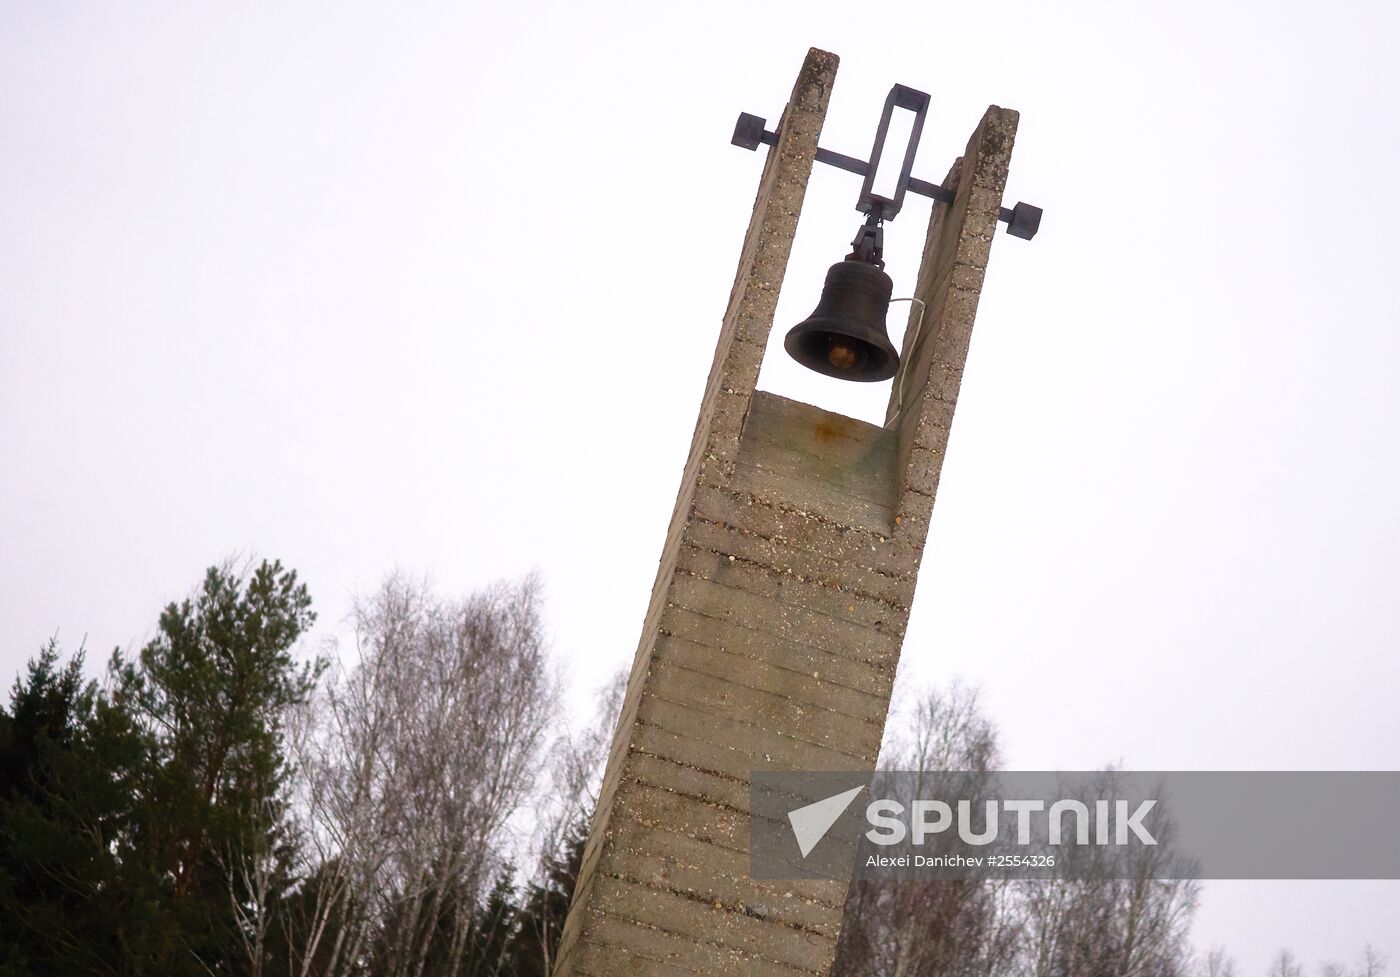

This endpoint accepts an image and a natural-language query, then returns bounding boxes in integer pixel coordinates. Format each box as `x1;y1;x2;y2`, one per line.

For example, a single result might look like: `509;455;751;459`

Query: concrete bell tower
553;46;1028;977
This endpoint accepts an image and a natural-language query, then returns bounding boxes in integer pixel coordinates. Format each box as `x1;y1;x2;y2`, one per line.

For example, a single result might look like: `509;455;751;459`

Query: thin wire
888;297;927;424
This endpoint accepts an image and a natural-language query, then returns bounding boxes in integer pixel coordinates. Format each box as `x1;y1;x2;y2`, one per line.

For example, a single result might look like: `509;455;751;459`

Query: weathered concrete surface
552;47;1020;977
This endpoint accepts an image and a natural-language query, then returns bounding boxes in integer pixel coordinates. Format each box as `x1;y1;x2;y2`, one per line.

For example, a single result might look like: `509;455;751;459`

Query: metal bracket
857;84;928;221
848;212;884;267
731;90;1042;241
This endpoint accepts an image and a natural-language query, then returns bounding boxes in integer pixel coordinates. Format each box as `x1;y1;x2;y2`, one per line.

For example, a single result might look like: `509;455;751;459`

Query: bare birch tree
1270;949;1306;977
833;682;1023;977
219;789;283;977
833;685;1199;977
508;669;625;976
289;574;559;977
1360;947;1391;977
1018;768;1198;977
1196;946;1239;977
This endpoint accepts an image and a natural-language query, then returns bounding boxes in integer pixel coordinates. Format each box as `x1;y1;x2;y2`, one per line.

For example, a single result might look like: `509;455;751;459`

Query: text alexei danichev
866;854;984;868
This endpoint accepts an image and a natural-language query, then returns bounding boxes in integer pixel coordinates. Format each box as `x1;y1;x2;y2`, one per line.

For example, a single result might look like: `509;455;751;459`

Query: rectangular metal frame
857;84;930;220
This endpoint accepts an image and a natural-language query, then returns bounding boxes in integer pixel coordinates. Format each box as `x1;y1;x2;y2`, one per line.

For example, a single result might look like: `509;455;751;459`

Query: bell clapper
826;339;860;371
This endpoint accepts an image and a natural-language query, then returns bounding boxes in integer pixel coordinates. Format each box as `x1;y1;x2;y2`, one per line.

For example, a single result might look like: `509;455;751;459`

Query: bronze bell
784;259;899;382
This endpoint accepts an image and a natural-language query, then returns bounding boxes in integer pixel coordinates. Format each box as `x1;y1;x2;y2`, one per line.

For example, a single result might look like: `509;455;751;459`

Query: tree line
0;560;1386;976
0;561;607;977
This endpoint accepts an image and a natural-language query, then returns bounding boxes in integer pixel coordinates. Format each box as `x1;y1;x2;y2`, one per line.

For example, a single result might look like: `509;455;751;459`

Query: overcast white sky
3;1;1398;972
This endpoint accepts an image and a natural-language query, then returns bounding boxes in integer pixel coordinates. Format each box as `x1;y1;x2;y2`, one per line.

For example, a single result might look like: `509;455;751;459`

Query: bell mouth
784;329;896;382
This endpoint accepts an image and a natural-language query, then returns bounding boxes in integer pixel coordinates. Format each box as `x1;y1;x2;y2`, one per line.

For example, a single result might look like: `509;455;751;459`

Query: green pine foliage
105;559;319;974
0;642;144;977
2;560;321;977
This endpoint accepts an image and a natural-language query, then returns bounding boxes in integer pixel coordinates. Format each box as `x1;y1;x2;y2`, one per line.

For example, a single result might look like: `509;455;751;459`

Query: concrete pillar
553;47;1021;977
